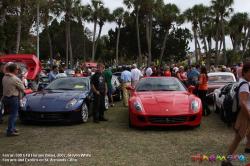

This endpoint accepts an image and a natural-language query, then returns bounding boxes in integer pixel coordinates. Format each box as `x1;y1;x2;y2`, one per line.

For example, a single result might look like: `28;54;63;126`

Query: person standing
222;62;250;165
176;66;188;86
187;65;200;86
145;63;154;77
164;66;171;77
131;64;142;87
55;67;67;79
91;63;108;123
104;66;114;107
197;66;210;116
121;67;132;107
48;65;58;82
2;63;25;136
0;63;5;124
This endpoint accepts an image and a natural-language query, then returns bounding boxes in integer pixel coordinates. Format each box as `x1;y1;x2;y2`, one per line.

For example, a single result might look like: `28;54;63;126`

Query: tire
81;104;89;123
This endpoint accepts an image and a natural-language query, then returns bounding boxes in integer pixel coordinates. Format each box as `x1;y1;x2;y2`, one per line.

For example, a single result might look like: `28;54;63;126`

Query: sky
82;0;250;51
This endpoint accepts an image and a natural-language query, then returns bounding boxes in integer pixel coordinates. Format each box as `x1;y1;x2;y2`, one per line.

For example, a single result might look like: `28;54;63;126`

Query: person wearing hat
131;64;142;87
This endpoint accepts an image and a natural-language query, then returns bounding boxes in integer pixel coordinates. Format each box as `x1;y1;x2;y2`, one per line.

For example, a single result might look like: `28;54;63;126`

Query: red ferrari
127;77;202;128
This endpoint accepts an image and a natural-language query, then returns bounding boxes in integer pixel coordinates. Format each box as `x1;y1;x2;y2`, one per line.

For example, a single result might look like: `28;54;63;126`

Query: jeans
0;99;3;121
198;90;209;115
2;96;19;134
93;94;105;121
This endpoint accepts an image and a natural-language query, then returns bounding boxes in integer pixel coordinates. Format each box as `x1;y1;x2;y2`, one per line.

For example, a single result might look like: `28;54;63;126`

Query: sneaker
14;129;19;133
6;132;19;137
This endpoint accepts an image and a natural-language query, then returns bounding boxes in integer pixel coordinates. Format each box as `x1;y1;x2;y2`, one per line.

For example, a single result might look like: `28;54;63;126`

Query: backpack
223;81;250;126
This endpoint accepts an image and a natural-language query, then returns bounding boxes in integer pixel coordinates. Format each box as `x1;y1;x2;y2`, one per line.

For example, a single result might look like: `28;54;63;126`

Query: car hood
26;90;88;112
136;92;193;115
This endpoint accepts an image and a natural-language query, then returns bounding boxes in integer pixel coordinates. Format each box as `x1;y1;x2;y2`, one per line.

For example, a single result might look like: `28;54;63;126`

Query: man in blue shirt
48;65;58;82
121;66;132;107
187;65;200;86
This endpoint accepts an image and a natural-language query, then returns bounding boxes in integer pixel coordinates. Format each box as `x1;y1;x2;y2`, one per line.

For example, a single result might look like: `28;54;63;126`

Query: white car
207;72;236;111
214;83;236;112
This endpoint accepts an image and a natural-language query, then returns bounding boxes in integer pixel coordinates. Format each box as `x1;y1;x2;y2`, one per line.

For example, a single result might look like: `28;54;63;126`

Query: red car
127;77;202;128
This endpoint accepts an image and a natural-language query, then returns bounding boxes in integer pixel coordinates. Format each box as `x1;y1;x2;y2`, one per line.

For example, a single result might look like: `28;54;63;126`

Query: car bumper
129;111;202;128
19;109;82;123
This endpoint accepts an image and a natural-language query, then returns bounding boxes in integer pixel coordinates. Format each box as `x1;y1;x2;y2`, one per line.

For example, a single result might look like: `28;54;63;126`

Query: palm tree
157;3;180;65
183;7;200;63
54;0;80;68
94;6;110;55
73;5;90;61
211;0;234;65
87;0;103;61
112;7;125;65
123;0;143;66
40;0;55;65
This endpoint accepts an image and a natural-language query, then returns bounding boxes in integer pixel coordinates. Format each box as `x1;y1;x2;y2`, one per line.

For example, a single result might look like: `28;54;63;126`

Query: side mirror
188;86;195;94
126;85;135;91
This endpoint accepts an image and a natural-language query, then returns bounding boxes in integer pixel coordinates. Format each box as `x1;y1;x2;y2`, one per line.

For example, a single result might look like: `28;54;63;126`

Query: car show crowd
1;54;250;165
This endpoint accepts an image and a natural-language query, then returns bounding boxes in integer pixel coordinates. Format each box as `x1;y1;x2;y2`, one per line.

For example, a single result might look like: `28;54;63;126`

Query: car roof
208;72;235;76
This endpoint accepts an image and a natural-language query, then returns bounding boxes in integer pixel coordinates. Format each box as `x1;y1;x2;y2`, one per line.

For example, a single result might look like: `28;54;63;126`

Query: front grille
28;112;67;121
148;116;188;124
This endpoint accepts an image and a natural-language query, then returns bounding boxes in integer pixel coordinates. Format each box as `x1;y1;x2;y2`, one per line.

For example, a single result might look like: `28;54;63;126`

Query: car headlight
191;100;199;113
20;97;27;108
134;101;142;112
66;98;78;109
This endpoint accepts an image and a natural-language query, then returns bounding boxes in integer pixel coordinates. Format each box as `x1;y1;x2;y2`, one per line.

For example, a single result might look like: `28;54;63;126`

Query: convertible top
0;54;41;80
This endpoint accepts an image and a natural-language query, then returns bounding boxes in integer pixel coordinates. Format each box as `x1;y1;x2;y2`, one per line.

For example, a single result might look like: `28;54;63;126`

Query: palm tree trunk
136;8;142;66
46;27;53;67
69;22;73;69
91;18;97;61
146;14;152;65
215;16;220;66
115;25;121;65
220;14;227;65
243;26;250;55
194;27;198;63
159;29;169;65
65;22;69;68
94;24;103;55
15;14;22;54
206;38;212;68
199;22;208;54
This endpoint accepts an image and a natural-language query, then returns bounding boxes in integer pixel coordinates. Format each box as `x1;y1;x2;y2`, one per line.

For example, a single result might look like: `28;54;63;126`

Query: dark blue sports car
19;77;93;123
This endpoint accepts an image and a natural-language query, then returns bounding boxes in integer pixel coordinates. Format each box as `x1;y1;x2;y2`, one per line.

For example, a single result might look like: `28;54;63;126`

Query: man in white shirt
131;64;142;87
146;64;154;77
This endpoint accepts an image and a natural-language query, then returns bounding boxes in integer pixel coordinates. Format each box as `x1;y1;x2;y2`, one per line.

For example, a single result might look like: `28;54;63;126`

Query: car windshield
45;78;89;91
208;75;235;83
136;77;186;92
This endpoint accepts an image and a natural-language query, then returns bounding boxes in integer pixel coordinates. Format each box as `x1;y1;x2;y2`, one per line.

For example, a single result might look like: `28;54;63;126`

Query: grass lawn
0;102;249;166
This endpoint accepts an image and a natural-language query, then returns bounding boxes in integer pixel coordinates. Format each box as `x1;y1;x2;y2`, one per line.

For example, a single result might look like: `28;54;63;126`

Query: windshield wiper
137;89;149;92
55;88;75;90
